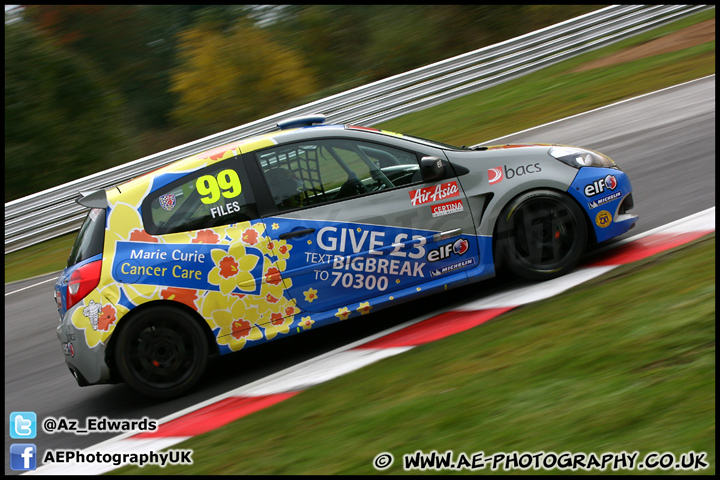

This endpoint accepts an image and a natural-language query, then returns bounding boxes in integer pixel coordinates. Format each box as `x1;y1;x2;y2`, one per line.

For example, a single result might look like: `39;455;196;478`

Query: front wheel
114;305;209;398
495;190;587;281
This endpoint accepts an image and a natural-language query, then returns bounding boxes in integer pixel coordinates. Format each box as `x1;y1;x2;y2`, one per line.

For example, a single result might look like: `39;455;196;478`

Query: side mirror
420;156;446;183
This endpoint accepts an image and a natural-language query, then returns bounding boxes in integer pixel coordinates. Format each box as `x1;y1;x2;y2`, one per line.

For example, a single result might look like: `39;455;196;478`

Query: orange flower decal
97;305;117;332
231;318;254;340
192;229;220;244
265;267;283;286
218;256;239;279
242;228;260;245
129;229;158;243
160;287;198;310
270;312;285;326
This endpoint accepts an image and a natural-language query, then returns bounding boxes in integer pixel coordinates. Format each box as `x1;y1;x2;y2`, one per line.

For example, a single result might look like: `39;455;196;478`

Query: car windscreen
67;208;106;268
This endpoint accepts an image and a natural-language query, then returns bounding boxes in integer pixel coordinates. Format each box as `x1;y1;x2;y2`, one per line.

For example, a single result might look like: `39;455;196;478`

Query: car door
112;156;275;350
254;137;480;314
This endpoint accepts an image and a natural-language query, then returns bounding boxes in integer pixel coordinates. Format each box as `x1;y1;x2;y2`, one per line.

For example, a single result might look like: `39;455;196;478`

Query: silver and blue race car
54;114;637;397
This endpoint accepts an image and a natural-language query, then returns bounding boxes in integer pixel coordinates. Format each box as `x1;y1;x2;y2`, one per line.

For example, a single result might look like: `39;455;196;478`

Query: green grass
112;235;715;475
378;10;715;146
4;233;77;283
4;9;715;284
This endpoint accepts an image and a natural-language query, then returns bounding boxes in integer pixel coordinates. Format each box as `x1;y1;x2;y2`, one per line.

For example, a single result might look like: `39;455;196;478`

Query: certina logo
488;164;542;185
584;174;618;197
409;181;460;206
426;238;469;262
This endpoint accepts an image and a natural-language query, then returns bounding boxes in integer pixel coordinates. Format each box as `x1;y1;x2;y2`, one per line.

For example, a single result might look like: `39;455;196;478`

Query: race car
54;114;637;397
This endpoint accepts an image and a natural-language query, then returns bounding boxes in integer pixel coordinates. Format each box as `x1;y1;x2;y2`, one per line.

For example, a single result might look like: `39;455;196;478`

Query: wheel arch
490;186;596;247
490;187;595;277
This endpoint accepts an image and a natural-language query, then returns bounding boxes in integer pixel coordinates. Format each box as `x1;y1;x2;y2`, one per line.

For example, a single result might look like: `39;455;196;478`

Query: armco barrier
4;5;710;253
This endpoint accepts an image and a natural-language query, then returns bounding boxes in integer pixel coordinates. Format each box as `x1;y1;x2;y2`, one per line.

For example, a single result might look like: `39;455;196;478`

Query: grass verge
4;9;715;284
113;235;715;475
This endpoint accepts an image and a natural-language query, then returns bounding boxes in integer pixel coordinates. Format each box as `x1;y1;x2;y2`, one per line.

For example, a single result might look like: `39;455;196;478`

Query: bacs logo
426;238;469;262
584;174;618;197
488;163;542;185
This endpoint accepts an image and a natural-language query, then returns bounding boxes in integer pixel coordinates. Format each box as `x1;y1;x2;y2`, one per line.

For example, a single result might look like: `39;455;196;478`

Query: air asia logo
584;174;618;197
426;238;469;262
488;164;542;185
409;181;460;206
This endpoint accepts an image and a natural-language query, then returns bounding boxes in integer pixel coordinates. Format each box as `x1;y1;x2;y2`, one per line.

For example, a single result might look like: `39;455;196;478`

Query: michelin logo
430;258;475;277
588;191;622;209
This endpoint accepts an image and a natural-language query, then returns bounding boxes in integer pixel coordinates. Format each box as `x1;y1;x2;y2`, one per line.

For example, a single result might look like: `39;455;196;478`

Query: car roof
116;123;413;194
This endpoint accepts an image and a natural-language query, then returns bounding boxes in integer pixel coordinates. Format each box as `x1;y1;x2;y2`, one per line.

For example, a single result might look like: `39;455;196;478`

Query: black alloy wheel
495;190;587;281
114;305;209;398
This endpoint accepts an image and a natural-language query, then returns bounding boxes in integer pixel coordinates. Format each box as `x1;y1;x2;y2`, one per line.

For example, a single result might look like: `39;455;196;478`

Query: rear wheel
114;305;208;398
495;190;587;281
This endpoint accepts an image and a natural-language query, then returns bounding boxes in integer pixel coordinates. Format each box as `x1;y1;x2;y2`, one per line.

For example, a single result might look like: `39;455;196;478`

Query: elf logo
426;238;469;262
584;174;618;197
488;164;542;185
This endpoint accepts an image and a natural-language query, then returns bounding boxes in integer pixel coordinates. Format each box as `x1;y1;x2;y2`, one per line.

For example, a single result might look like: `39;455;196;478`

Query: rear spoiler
76;189;108;209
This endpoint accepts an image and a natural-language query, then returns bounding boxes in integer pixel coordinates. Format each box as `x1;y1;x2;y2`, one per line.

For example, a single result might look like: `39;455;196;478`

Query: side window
142;158;258;235
256;139;421;212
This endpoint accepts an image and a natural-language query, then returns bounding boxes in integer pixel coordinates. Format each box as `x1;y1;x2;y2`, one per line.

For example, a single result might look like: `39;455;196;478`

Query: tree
4;21;134;201
169;20;319;136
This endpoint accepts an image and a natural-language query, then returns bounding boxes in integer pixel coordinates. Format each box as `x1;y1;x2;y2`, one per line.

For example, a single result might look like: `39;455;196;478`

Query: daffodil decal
303;288;318;303
208;243;259;294
262;311;295;340
298;316;314;330
335;307;351;321
265;267;283;286
272;223;279;230
357;302;372;315
211;299;263;352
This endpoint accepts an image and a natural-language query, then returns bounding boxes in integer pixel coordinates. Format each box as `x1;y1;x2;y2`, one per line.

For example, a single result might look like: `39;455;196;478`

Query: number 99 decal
196;169;242;204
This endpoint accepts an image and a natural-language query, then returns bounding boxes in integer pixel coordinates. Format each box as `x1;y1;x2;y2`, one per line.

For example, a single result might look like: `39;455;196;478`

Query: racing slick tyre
114;305;209;398
495;190;587;281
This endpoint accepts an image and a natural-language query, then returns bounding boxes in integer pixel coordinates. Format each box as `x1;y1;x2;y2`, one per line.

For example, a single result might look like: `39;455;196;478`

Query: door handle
279;228;316;240
432;228;462;243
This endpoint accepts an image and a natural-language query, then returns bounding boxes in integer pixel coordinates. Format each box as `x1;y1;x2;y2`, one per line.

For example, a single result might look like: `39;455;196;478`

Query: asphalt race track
4;75;715;475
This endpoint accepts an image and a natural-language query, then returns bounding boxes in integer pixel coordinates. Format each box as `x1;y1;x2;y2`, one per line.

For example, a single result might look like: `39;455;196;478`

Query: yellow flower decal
298;316;314;330
211;299;263;352
262;308;295;340
303;288;318;303
272;223;279;230
357;302;372;315
335;307;351;321
208;243;259;294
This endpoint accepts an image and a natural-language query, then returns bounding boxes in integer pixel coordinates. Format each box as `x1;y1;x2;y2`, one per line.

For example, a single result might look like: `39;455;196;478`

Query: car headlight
548;146;616;168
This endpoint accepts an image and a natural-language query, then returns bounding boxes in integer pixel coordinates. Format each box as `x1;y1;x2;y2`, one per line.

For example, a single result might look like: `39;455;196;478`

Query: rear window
67;208;106;268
